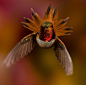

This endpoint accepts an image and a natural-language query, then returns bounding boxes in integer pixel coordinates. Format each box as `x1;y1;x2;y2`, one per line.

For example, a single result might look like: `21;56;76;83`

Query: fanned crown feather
21;4;72;36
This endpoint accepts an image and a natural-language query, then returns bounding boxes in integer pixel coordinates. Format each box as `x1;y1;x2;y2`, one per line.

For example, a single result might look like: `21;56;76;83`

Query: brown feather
3;33;35;67
24;17;38;28
43;4;52;20
53;17;72;36
21;22;38;32
54;37;73;75
31;8;42;25
53;5;58;21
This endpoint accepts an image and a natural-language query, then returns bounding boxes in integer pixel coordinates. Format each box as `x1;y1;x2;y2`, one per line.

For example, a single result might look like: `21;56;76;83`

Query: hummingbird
3;4;73;76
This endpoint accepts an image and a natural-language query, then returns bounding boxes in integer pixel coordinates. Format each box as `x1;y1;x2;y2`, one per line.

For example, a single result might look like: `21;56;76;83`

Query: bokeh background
0;0;86;85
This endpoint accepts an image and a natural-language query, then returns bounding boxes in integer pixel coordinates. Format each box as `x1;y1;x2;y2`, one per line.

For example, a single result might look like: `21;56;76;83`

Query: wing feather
54;37;73;75
3;33;35;67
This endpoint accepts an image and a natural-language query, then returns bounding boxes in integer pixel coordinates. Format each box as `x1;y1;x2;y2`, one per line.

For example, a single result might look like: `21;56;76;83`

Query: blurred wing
3;33;35;67
54;37;73;75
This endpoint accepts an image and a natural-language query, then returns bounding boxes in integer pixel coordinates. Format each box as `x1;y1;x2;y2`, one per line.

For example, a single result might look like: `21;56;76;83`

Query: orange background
0;0;86;85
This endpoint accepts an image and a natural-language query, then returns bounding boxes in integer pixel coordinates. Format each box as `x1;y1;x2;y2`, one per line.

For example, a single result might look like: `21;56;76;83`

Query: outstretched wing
3;33;35;67
54;37;73;75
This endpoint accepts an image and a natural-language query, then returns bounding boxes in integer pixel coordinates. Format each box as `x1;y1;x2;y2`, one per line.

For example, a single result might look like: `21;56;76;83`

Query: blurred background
0;0;86;85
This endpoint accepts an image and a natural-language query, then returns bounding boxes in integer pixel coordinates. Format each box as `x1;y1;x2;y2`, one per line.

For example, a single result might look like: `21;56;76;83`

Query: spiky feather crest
21;4;72;36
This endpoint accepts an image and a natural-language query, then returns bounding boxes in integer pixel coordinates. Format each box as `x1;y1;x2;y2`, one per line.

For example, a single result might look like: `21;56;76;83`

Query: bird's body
39;22;55;42
36;36;55;48
3;5;73;76
36;21;55;48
